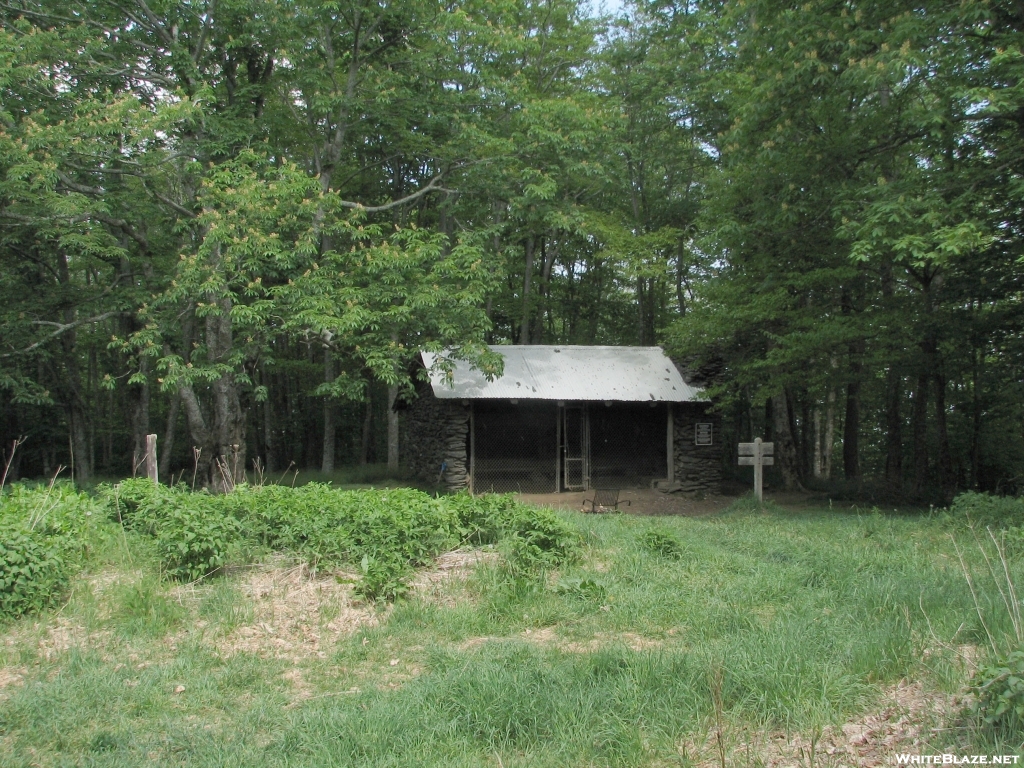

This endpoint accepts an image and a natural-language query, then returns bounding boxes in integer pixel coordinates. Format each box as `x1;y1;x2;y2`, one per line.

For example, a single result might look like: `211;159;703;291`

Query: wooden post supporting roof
469;403;475;495
666;405;674;483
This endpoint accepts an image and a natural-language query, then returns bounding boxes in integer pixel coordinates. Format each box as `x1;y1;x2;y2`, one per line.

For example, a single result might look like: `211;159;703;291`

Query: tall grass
0;496;1015;765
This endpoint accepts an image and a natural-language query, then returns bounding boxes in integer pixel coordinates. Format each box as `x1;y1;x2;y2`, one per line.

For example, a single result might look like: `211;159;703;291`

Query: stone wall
402;382;470;492
672;402;722;494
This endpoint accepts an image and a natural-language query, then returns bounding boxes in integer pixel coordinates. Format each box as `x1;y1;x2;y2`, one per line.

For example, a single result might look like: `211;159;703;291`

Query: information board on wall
695;423;713;446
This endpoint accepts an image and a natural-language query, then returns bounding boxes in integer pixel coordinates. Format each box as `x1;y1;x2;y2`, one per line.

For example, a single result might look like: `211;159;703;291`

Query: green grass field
0;495;1019;766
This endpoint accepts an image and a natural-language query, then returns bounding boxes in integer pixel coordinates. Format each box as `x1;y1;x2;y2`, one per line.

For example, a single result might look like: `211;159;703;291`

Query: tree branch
338;174;450;213
56;171;106;196
148;188;198;219
0;312;121;358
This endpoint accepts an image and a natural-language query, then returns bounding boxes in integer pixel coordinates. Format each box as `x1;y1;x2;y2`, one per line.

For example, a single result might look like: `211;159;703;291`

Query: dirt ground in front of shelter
516;488;732;516
516;488;833;516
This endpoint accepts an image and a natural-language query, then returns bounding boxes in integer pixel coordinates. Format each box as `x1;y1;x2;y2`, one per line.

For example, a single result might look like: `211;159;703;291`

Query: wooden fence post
146;433;158;485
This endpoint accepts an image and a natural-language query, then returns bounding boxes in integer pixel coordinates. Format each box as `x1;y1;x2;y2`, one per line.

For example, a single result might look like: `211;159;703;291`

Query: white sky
586;0;628;19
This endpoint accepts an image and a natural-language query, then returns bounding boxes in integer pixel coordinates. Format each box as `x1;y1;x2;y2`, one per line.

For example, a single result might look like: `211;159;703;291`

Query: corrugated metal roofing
421;346;703;402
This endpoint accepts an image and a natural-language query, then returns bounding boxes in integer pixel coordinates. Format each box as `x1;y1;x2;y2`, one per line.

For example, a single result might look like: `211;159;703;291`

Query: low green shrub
0;483;99;619
972;649;1024;728
948;492;1024;529
155;500;241;582
0;528;73;618
103;481;575;600
638;529;684;559
101;480;241;581
496;504;579;576
445;492;520;544
356;552;412;602
102;477;170;533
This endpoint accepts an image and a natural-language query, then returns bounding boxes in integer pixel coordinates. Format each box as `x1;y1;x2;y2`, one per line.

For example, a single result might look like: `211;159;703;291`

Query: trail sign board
737;438;773;502
695;423;713;446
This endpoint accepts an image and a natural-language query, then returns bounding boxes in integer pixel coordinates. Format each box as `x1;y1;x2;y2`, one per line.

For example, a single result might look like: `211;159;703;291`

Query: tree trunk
261;362;276;473
884;366;903;489
934;370;954;500
321;349;335;473
175;381;212;485
520;236;535;344
823;388;835;480
56;250;92;483
637;277;646;345
533;237;557;343
68;402;91;484
881;256;902;490
129;356;150;475
813;407;822;478
971;345;983;489
159;393;180;481
911;371;930;496
88;348;97;474
676;245;687;316
173;295;246;491
772;392;804;490
843;377;860;481
800;393;812;479
209;300;246;491
387;384;399;473
362;393;374;466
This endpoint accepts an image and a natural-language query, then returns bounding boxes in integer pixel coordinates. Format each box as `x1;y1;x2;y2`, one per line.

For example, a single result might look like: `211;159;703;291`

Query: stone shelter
403;346;721;495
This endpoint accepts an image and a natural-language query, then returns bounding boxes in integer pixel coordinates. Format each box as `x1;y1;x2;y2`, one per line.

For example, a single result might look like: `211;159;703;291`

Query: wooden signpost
738;438;773;502
145;433;158;486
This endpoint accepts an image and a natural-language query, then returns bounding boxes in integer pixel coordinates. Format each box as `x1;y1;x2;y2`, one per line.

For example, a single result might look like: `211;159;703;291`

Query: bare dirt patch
517;489;736;517
36;619;114;661
196;547;499;660
682;680;963;768
201;561;382;661
410;548;499;606
0;666;26;700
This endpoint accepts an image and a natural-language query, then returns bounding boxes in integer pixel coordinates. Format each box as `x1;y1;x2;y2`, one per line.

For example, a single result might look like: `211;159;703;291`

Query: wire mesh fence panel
562;405;588;491
473;401;557;493
588;403;668;488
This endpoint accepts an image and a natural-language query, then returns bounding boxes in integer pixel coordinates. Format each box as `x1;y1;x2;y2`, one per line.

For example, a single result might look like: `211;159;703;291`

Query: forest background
1;0;1021;501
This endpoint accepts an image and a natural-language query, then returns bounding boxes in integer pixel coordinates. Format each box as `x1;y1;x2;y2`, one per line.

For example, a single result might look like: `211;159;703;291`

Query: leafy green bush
972;649;1024;728
101;477;188;538
155;500;241;582
104;480;576;599
356;552;412;602
0;484;99;619
444;492;520;544
0;528;72;618
638;529;684;559
101;479;241;581
948;492;1024;529
495;504;579;575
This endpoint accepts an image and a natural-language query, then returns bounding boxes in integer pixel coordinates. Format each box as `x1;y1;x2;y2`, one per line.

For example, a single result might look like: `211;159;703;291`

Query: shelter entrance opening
561;405;589;491
588;403;668;488
471;400;668;493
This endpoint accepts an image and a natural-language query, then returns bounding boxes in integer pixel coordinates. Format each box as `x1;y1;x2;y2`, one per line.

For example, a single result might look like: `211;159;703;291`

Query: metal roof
421;346;703;402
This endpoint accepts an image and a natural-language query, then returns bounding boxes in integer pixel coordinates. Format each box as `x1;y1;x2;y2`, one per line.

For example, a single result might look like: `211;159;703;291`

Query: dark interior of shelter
471;401;668;493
